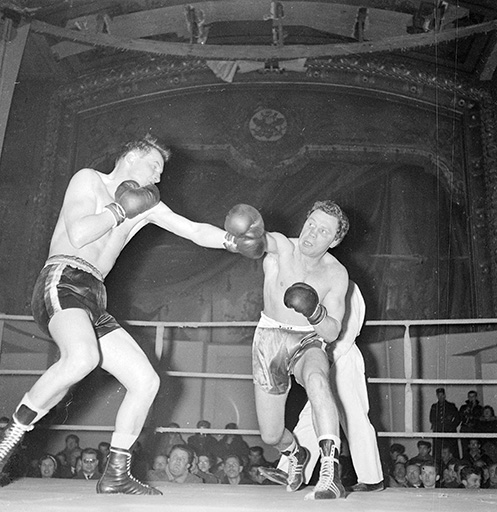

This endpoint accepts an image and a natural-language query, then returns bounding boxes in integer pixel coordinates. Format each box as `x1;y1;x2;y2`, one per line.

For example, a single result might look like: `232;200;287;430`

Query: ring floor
1;479;497;512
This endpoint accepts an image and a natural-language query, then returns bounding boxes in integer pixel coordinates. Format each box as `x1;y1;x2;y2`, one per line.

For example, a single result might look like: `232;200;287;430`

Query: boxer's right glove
223;203;267;259
284;282;327;325
105;180;161;227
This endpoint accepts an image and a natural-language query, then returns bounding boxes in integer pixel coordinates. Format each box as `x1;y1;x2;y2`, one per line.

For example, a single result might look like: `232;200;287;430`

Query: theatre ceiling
0;0;495;89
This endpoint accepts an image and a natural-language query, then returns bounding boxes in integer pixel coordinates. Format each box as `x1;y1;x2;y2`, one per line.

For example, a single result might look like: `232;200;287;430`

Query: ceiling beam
480;31;497;80
445;0;497;19
31;18;497;61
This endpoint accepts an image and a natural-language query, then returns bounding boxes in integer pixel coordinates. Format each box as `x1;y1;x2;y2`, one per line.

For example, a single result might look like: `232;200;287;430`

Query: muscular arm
147;202;227;248
313;268;348;343
62;170;116;249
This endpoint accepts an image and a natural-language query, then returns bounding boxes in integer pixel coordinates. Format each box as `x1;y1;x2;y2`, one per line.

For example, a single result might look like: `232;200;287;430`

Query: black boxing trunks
31;254;121;339
252;312;327;395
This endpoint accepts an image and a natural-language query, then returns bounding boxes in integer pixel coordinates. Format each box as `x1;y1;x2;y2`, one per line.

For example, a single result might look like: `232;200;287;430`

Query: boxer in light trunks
0;134;266;494
252;200;349;500
259;281;384;492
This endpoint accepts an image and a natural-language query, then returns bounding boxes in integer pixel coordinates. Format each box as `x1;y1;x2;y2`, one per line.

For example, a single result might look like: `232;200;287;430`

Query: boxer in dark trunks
0;134;265;494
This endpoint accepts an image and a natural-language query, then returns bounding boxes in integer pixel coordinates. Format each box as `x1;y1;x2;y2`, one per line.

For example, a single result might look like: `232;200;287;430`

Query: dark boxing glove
224;204;265;239
284;282;327;325
105;180;160;226
224;232;267;259
224;203;267;259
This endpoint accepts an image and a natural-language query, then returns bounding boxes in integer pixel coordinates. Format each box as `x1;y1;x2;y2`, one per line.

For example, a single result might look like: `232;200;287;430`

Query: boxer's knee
304;369;330;398
260;429;284;446
62;349;100;381
132;368;160;399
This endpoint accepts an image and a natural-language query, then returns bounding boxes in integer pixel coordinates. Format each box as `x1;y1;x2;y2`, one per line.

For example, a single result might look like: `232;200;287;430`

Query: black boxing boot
0;405;35;474
282;443;309;492
306;438;345;500
96;446;162;495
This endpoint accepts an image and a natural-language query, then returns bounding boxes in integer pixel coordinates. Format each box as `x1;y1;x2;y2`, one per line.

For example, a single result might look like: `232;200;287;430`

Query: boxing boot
283;443;309;492
0;405;35;474
258;466;288;486
306;438;345;500
96;446;162;495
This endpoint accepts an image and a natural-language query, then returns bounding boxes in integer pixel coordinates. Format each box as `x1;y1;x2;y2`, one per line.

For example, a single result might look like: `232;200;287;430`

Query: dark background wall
0;55;491;327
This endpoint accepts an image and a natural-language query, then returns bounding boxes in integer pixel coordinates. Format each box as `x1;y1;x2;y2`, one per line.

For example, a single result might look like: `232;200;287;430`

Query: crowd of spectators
0;419;280;487
381;388;497;491
385;437;497;490
2;392;497;491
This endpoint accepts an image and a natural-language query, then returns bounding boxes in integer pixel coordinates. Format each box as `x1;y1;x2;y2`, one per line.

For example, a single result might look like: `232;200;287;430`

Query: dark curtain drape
105;154;472;335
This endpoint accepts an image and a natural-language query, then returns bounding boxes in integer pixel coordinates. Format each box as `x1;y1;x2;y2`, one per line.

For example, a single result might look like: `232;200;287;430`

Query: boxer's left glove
223;203;267;259
284;282;327;325
105;180;160;227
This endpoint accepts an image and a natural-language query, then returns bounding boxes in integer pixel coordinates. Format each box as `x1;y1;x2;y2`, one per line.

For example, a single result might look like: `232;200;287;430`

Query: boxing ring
1;315;497;511
2;477;497;512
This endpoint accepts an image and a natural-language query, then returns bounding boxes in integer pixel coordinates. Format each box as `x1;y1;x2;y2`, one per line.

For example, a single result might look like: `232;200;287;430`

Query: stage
1;479;496;512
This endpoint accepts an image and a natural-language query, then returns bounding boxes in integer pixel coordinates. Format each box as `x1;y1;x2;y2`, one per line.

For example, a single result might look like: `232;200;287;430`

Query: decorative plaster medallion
249;108;288;142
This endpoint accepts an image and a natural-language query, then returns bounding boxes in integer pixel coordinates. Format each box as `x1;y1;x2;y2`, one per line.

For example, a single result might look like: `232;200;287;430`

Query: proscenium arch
21;54;494;316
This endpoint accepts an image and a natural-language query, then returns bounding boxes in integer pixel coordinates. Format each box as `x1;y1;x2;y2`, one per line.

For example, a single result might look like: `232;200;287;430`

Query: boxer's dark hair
307;200;349;245
116;133;171;163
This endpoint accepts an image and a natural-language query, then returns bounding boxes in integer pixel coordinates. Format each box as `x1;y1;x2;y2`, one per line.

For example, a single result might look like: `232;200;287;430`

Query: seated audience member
488;462;497;489
408;440;434;466
478;405;497;433
406;463;422;488
219;454;253;485
389;443;406;466
464;438;493;466
73;448;101;480
67;448;82;476
38;454;58;479
419;461;440;489
154;422;186;458
454;460;469;487
164;444;202;484
388;462;408;488
25;457;41;478
477;406;497;461
439;446;456;473
460;465;482;489
248;446;274;468
474;459;490;488
214;423;250;466
58;434;81;466
54;451;73;478
195;452;219;484
97;441;110;473
441;460;461;488
146;455;168;482
187;420;218;458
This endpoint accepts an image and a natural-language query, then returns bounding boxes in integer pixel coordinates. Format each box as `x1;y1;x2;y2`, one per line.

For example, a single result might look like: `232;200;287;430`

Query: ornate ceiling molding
31;18;497;62
22;50;497;312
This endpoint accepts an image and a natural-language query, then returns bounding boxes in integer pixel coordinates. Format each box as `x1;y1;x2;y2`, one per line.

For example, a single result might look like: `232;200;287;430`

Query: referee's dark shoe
348;481;385;492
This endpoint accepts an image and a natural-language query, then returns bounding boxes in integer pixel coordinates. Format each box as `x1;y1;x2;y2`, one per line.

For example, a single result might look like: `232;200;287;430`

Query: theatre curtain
105;154;471;338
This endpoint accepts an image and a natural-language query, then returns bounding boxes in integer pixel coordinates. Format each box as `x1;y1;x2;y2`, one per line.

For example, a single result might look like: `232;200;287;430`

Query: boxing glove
284;282;327;325
224;232;267;259
224;203;267;259
106;180;160;226
224;204;265;239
